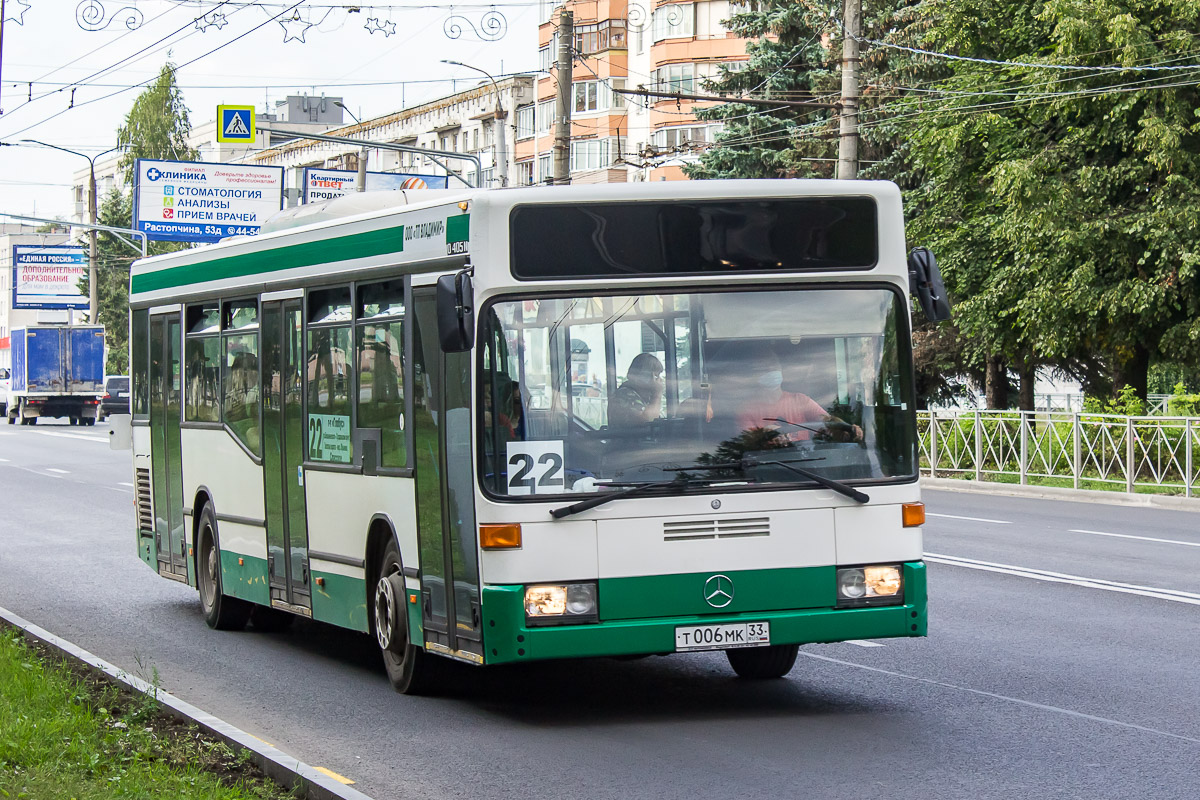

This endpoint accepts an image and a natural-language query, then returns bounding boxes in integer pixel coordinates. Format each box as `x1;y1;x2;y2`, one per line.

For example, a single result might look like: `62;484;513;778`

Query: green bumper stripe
312;571;370;633
133;227;405;294
482;562;926;665
600;566;833;620
218;551;269;605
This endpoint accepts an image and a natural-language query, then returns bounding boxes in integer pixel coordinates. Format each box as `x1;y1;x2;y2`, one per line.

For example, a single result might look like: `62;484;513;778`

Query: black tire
373;539;438;694
85;418;96;426
726;644;800;679
249;605;295;632
196;505;251;631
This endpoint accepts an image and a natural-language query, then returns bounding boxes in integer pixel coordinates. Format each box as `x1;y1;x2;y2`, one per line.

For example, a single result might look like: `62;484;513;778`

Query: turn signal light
902;502;925;527
480;523;521;549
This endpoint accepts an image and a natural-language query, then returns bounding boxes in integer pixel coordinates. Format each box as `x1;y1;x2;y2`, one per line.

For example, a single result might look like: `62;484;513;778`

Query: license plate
117;392;128;398
675;621;770;652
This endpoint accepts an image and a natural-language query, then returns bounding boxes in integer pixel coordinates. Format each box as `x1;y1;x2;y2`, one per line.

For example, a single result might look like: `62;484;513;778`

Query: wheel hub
374;572;406;652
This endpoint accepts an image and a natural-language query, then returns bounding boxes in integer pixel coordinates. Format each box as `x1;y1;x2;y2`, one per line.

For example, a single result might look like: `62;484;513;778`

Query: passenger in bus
734;351;862;443
609;353;664;428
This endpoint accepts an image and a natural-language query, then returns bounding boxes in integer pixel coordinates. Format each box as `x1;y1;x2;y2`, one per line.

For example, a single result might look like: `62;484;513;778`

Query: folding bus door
149;313;188;582
411;289;482;662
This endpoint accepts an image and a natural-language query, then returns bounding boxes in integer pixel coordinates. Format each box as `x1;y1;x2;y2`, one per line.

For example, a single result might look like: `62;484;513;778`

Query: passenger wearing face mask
609;353;665;428
735;350;862;443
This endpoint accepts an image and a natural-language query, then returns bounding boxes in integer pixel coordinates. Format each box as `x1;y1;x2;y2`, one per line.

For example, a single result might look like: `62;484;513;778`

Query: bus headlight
525;582;598;625
837;565;903;607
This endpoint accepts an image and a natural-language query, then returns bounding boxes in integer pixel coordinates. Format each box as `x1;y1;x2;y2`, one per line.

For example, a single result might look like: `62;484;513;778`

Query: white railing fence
918;410;1199;496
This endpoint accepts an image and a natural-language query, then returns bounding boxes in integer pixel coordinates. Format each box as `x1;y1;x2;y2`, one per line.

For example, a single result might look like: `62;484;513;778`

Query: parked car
0;367;9;418
99;375;130;420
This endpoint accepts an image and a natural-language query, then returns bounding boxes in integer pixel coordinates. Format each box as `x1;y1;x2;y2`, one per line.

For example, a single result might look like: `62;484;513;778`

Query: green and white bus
125;180;946;693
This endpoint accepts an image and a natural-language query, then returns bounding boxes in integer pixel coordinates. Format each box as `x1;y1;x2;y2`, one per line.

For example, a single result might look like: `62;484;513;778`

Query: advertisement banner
303;168;449;203
133;159;284;243
11;245;88;310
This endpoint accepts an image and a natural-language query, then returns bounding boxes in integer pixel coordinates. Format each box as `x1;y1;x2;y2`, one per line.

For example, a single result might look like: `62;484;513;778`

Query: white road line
118;482;134;487
926;552;1200;605
0;457;9;462
32;431;108;443
1069;529;1200;548
46;468;70;474
800;651;1200;745
845;640;885;648
927;512;1012;524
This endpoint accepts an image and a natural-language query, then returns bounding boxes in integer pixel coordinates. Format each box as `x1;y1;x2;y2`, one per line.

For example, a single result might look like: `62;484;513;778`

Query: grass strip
0;626;296;800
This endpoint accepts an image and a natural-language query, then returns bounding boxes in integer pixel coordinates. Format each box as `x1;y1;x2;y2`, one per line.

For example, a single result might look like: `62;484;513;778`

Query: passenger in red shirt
734;351;862;443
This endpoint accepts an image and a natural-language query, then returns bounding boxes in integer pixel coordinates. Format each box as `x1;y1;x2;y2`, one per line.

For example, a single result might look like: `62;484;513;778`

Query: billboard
303;168;449;203
133;159;284;243
11;244;88;310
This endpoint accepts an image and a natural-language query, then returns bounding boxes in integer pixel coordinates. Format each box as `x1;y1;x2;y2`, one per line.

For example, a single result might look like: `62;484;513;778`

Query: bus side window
222;300;261;455
307;286;354;464
356;279;406;468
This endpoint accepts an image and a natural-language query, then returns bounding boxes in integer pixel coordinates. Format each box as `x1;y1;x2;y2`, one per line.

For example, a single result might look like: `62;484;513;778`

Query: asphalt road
1;421;1197;799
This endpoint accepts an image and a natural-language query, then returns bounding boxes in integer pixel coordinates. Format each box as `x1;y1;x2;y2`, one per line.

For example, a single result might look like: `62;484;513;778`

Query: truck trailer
6;325;106;426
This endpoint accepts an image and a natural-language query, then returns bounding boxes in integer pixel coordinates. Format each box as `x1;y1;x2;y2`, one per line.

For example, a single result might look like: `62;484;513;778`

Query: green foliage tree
877;0;1200;403
82;62;198;373
684;0;841;179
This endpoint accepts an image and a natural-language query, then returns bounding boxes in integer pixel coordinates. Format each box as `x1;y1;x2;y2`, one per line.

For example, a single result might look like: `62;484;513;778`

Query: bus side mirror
908;247;952;322
436;270;475;352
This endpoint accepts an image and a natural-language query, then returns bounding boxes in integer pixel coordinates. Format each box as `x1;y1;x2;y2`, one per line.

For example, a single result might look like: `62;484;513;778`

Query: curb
0;606;376;800
921;476;1200;513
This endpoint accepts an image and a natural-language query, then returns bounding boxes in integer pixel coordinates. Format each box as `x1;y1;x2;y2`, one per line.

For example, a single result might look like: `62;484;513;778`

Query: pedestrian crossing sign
217;105;256;143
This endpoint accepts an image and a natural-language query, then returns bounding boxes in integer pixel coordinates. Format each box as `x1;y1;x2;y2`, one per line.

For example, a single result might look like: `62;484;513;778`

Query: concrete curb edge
0;605;376;800
921;477;1200;513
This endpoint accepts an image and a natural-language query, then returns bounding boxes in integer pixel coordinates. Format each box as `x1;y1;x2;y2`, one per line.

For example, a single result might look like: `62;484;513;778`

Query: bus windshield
479;287;915;498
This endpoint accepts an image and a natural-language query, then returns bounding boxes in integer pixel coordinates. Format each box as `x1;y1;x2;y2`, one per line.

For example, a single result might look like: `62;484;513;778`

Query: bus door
149;313;187;582
261;299;311;613
411;290;482;662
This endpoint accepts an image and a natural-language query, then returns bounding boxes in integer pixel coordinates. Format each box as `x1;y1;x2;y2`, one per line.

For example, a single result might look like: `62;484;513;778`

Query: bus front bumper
481;564;927;666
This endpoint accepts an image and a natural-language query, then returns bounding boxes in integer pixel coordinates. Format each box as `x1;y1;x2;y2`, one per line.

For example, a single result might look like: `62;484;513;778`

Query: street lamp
21;140;119;324
441;59;508;187
333;101;368;193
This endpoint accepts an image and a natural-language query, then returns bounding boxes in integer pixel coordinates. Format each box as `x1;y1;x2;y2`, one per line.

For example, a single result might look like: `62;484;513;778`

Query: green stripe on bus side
599;566;835;620
219;550;270;605
481;562;926;665
312;571;370;633
132;226;405;294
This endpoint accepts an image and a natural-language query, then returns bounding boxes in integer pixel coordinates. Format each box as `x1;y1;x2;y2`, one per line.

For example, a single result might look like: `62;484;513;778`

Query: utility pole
837;0;861;180
552;7;574;185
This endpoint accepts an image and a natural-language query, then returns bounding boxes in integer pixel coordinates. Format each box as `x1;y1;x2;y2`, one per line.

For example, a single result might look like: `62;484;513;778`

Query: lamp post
21;140;118;324
441;59;508;187
333;101;368;192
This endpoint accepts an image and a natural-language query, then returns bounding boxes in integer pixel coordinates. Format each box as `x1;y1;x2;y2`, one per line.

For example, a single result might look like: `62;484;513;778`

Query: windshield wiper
550;477;726;519
669;456;869;504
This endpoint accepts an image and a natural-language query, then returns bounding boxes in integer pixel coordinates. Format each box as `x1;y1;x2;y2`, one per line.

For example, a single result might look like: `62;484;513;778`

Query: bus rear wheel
197;505;251;631
374;539;436;694
726;644;799;679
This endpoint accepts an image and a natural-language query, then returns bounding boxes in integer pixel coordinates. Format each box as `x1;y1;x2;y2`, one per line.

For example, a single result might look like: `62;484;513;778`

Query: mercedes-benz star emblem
703;574;734;608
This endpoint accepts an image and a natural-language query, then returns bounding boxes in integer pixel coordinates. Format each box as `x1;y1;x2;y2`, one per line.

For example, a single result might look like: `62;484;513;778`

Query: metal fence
933;393;1172;413
917;409;1200;496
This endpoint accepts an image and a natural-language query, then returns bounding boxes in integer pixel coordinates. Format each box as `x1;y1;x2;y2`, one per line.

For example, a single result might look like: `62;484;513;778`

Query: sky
0;0;540;220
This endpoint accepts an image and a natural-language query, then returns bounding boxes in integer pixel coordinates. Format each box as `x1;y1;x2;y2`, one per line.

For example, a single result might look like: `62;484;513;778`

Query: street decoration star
5;0;31;24
195;12;228;32
365;17;396;36
280;13;313;43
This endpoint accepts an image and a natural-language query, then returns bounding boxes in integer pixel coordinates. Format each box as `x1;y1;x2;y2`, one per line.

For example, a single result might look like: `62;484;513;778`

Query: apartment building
515;0;748;183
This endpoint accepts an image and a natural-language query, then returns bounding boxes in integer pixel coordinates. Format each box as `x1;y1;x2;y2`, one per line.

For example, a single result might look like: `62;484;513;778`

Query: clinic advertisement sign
11;245;88;310
133;159;284;243
303;168;449;203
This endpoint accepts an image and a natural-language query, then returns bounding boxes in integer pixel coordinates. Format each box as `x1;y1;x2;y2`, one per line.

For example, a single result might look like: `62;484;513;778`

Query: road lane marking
46;468;70;474
118;482;134;487
928;513;1012;524
0;457;9;462
32;431;108;443
845;640;885;648
1069;529;1200;548
926;552;1200;605
313;767;355;785
801;651;1200;745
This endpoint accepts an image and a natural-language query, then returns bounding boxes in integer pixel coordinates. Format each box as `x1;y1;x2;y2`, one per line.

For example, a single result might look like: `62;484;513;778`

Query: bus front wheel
726;644;799;679
374;539;437;695
197;506;251;631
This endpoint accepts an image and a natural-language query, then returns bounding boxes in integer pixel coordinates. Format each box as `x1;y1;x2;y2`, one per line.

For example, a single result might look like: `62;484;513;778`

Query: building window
516;160;535;185
538;153;553;182
516;104;535;140
540;44;552;73
652;63;696;94
574;81;600;113
538;99;555;134
575;20;627;54
651;3;694;42
651;124;722;150
569;138;627;172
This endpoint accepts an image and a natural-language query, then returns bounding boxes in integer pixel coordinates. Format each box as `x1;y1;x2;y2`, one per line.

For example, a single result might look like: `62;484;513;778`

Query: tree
875;0;1200;402
684;0;841;179
83;62;198;373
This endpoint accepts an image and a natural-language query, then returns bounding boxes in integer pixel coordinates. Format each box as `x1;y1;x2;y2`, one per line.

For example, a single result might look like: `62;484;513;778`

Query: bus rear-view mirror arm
437;269;475;352
907;247;952;322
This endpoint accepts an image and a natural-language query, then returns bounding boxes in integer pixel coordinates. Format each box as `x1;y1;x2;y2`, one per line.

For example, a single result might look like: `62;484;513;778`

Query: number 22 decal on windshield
505;441;566;495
